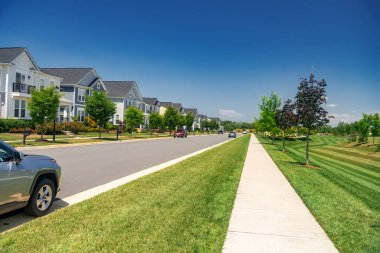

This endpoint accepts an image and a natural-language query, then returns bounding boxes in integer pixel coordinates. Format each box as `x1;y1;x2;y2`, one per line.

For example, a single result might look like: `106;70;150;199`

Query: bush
61;122;86;134
36;123;63;135
0;119;35;133
9;127;35;134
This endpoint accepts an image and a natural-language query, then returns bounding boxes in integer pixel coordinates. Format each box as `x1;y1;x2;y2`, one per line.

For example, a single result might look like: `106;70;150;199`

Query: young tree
178;114;186;129
257;92;281;143
369;113;380;145
85;91;116;138
275;99;297;151
163;107;179;135
148;112;163;130
185;113;195;131
295;74;331;165
28;86;61;140
201;120;210;132
124;106;144;133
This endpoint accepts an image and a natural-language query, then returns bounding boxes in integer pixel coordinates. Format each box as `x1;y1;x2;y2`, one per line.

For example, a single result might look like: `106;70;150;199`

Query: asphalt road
24;134;230;198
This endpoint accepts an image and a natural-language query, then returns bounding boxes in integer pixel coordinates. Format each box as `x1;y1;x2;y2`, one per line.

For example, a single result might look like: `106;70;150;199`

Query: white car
243;131;247;134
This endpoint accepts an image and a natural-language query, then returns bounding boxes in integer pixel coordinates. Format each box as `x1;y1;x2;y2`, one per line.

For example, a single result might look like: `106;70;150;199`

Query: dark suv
0;141;61;217
174;129;187;138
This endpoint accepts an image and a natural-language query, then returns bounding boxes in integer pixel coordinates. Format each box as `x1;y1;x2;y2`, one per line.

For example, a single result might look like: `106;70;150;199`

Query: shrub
36;123;63;135
9;127;35;134
0;119;35;133
61;122;86;134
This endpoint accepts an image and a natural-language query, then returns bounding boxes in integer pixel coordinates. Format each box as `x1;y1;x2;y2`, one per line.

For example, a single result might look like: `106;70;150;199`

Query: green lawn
258;135;380;253
0;135;250;253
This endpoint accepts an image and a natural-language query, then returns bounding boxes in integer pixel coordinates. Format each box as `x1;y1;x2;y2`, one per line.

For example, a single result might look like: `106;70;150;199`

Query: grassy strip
258;135;380;253
0;135;250;253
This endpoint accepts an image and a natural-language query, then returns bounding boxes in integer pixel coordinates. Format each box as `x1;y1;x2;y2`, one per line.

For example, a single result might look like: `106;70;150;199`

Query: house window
14;99;26;118
96;82;100;89
115;114;119;123
77;108;85;122
78;89;86;102
50;80;55;86
39;79;45;90
16;72;26;84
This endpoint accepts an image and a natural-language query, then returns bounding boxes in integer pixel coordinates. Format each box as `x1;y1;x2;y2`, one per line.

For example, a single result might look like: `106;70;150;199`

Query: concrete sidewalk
223;134;338;253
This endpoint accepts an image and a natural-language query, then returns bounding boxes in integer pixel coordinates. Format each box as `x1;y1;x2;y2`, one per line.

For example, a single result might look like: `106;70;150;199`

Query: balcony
13;83;36;94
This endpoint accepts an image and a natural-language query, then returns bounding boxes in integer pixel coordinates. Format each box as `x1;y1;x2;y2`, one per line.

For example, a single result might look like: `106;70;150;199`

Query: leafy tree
178;114;186;129
208;120;219;130
257;92;281;143
28;86;61;140
201;120;209;132
124;106;144;133
295;74;331;165
185;113;195;131
148;112;163;130
85;91;116;138
275;99;297;151
163;107;179;135
369;113;380;145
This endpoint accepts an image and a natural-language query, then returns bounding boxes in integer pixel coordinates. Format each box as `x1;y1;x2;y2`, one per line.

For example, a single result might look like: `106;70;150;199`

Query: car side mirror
14;151;24;163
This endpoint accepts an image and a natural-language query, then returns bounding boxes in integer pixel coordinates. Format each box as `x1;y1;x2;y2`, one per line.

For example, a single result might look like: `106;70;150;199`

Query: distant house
0;47;64;120
103;81;144;126
183;108;200;130
41;68;107;122
160;102;185;114
142;97;161;128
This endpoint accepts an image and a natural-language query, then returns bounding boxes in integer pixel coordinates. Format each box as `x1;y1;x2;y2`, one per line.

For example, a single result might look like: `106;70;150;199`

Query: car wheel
25;178;56;217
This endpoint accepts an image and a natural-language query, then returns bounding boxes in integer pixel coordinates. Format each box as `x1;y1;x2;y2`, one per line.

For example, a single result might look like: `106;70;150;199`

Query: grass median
0;135;250;253
258;135;380;253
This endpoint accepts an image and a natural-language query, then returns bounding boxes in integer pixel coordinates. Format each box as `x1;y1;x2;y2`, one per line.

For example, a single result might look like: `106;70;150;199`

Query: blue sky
0;0;379;123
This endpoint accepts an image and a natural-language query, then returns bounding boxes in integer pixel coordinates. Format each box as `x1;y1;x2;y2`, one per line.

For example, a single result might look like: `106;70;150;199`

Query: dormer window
96;82;100;89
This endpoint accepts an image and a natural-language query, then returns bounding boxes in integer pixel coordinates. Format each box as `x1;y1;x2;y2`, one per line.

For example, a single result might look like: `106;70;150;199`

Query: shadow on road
0;198;69;234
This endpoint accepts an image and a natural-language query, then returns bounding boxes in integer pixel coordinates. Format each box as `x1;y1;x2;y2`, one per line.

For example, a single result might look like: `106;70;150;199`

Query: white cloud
219;109;245;121
329;113;359;125
326;104;337;108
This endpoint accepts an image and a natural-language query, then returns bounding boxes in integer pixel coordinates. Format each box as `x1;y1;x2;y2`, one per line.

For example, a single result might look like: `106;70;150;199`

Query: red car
174;129;187;138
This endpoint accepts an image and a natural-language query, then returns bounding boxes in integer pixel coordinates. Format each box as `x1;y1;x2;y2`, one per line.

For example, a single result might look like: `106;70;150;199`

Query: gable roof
0;47;25;63
143;97;159;105
160;102;174;108
103;81;135;98
184;108;198;115
173;103;183;111
0;47;40;71
40;68;94;85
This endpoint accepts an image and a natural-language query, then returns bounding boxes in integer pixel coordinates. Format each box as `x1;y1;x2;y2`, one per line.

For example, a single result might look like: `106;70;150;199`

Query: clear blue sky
1;0;379;123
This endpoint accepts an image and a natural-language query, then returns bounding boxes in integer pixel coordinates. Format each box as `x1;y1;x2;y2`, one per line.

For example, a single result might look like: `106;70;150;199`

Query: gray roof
184;108;198;115
173;103;183;111
41;68;93;85
103;81;134;98
160;102;174;108
199;114;208;119
143;97;159;105
0;47;25;63
209;117;220;121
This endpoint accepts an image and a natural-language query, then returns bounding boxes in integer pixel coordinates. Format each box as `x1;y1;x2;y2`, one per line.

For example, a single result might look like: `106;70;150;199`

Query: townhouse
103;81;145;126
0;47;64;120
0;47;221;130
41;68;107;122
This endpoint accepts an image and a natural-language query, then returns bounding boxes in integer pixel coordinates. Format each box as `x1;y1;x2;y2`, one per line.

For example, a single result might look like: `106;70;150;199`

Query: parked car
243;131;247;134
174;129;187;138
217;130;224;134
0;141;61;217
228;131;237;138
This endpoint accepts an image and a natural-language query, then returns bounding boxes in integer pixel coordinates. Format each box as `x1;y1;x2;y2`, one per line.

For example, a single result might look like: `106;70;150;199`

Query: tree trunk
282;131;285;152
40;131;43;140
306;129;310;165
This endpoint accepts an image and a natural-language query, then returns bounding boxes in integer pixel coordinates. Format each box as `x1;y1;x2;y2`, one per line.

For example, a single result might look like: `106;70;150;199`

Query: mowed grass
0;135;250;253
258;135;380;253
